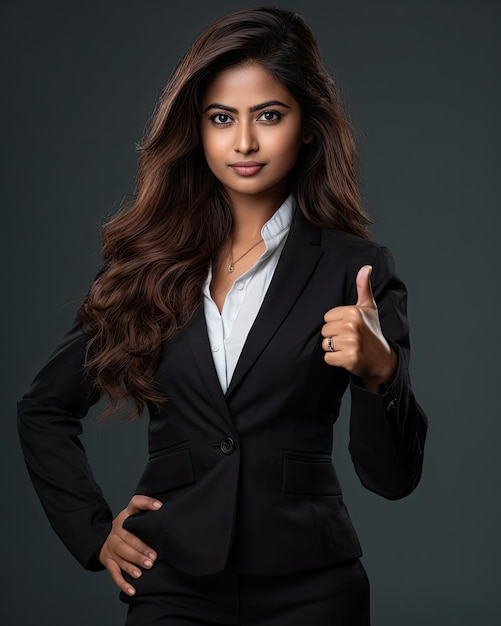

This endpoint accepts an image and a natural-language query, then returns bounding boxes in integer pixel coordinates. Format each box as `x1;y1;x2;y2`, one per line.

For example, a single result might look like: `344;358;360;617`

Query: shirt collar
261;193;294;252
203;194;295;291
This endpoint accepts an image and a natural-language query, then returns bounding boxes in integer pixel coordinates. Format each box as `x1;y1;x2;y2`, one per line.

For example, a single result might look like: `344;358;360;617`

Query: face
200;63;311;209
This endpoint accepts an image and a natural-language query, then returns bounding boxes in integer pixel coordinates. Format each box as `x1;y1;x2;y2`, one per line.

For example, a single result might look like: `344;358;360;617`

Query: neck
228;188;288;243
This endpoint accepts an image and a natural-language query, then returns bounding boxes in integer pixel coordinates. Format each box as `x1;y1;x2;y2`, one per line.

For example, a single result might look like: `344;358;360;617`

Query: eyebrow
202;100;291;114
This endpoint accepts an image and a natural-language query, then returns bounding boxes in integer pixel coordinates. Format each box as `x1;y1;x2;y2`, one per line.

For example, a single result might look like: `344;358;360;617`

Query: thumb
128;495;163;514
355;265;376;308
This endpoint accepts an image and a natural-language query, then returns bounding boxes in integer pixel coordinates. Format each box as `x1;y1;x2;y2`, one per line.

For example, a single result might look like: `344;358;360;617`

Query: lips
229;161;265;176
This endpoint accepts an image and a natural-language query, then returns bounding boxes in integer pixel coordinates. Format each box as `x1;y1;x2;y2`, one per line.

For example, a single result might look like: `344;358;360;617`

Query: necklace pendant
228;237;263;274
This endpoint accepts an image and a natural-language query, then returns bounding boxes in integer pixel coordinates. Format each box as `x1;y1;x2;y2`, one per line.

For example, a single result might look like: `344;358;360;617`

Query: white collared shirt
203;195;294;393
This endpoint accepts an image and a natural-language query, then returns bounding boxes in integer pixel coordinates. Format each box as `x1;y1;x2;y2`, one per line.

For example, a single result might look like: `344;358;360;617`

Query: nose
234;121;258;154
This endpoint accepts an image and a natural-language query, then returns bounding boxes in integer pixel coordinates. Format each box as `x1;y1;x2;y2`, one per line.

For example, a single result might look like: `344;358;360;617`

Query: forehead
202;64;294;106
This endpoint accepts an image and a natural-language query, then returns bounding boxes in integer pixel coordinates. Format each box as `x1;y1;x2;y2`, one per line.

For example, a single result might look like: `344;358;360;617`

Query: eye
257;110;282;123
210;113;233;125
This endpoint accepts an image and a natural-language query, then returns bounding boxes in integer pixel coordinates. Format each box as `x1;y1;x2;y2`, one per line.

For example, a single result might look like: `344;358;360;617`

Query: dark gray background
3;0;500;624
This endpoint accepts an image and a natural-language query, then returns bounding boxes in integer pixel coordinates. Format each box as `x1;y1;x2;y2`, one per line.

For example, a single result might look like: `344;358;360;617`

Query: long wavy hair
78;6;371;418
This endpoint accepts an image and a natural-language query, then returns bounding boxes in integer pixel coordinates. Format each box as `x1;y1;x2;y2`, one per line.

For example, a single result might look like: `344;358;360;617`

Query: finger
323;333;355;354
323;305;351;324
355;265;376;309
321;313;358;339
106;550;144;578
127;495;163;514
105;559;137;596
321;316;347;337
323;336;339;352
109;536;156;569
323;350;347;369
124;495;162;559
323;337;359;369
120;529;158;562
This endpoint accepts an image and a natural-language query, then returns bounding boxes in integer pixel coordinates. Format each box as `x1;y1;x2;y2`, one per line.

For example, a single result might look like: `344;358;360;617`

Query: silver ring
326;336;334;352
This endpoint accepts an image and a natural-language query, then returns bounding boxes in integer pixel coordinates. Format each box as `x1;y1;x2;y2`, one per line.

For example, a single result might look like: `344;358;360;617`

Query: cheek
281;130;305;165
200;127;214;154
201;132;226;164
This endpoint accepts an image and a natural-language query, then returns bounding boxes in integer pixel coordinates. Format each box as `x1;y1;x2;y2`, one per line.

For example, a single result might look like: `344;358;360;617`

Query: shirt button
211;343;219;352
220;436;235;455
236;282;244;291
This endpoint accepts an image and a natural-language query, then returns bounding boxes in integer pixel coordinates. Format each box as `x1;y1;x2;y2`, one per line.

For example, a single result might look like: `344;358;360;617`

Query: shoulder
293;209;383;260
320;228;380;257
317;227;393;275
292;211;397;280
309;222;400;299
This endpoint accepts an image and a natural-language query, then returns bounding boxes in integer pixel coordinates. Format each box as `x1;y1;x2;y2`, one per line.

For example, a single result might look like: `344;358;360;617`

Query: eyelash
209;111;283;126
209;113;233;125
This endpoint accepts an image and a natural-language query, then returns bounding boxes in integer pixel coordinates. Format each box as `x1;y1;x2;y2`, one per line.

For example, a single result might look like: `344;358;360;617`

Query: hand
322;265;397;392
98;495;162;596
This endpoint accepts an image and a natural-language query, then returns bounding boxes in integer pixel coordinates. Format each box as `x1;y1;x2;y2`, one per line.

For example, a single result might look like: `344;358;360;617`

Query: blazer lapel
184;307;234;427
226;213;322;398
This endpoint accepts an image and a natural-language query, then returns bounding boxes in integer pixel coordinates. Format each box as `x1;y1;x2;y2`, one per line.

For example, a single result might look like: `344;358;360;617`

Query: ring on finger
326;336;335;352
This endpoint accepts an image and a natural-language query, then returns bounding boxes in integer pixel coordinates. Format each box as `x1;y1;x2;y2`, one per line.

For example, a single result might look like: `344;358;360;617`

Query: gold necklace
228;238;263;273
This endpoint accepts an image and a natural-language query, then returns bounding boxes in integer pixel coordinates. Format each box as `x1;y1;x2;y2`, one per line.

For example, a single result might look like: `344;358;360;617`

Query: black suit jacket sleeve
348;245;427;499
17;322;112;571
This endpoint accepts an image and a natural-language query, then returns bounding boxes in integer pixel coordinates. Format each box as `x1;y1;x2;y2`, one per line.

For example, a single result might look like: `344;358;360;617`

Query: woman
18;7;427;625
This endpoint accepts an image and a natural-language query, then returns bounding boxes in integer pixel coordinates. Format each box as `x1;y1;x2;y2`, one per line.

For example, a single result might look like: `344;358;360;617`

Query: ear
302;129;314;144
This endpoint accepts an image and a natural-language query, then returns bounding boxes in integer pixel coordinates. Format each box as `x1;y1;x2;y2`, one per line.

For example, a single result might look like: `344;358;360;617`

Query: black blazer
18;212;427;577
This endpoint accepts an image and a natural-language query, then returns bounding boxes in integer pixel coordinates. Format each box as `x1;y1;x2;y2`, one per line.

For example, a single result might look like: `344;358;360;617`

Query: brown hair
78;6;371;418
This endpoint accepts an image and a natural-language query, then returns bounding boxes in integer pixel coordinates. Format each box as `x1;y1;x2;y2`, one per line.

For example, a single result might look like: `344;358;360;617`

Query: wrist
363;349;397;392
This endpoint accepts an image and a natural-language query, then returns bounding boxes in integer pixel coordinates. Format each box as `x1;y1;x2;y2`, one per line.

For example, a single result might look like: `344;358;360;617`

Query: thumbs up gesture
322;265;397;392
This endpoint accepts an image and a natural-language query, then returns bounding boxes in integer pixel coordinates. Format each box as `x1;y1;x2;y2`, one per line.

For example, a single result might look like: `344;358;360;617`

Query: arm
17;320;112;570
18;320;164;594
322;247;427;499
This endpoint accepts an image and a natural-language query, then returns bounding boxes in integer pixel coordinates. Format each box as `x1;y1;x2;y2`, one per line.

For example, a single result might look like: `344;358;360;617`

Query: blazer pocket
135;447;196;496
283;452;342;496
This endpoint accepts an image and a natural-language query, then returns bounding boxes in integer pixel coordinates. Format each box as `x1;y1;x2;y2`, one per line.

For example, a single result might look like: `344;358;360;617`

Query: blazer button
220;436;235;455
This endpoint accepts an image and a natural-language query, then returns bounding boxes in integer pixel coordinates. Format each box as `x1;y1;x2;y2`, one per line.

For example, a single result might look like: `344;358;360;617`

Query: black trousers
121;558;370;625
